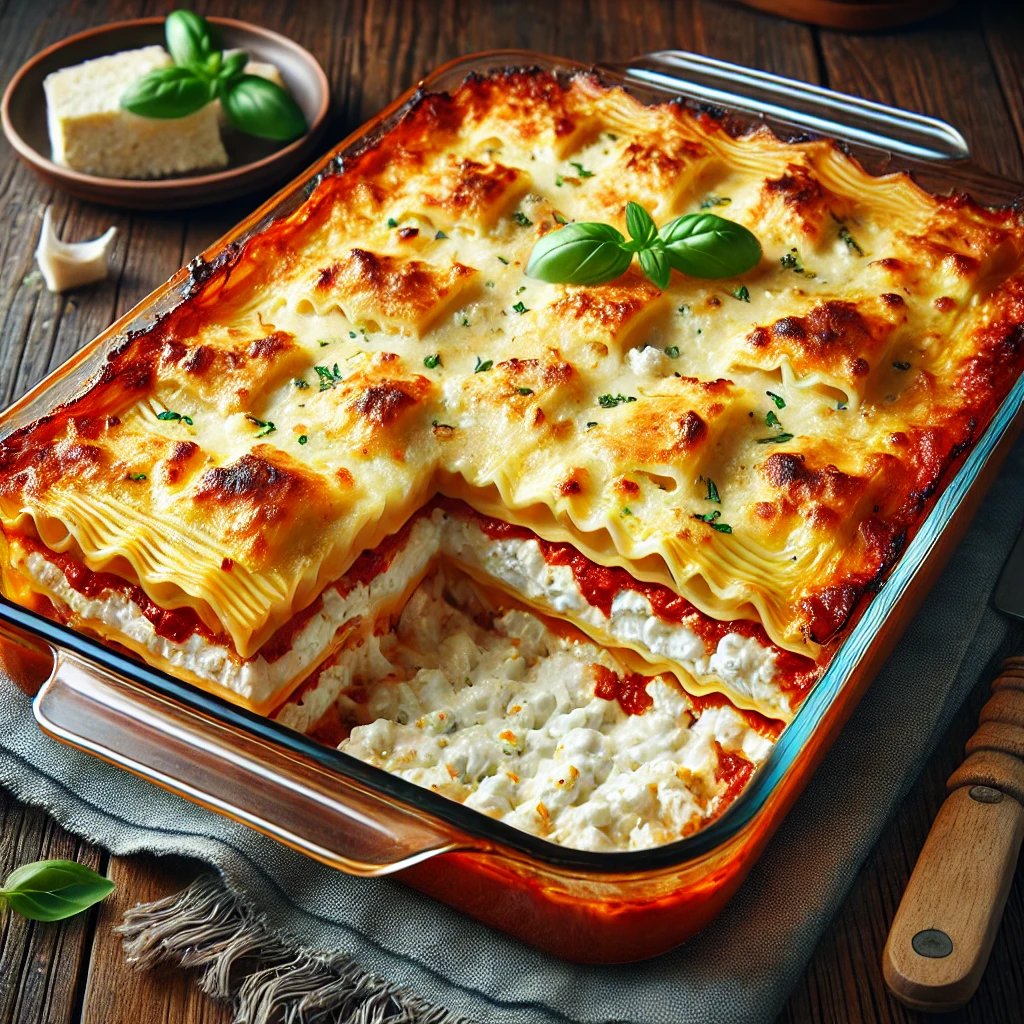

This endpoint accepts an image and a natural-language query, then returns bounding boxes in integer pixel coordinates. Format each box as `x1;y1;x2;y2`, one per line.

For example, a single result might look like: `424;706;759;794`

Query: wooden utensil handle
883;657;1024;1012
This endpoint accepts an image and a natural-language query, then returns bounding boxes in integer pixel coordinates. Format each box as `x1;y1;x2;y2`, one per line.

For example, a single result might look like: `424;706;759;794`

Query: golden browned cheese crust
2;69;1023;660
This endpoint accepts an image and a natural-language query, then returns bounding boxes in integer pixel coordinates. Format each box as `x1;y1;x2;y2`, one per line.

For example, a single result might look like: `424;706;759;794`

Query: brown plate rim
0;14;331;194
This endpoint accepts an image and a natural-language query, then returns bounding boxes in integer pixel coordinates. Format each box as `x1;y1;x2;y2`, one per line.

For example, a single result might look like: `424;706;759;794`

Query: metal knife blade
994;523;1024;619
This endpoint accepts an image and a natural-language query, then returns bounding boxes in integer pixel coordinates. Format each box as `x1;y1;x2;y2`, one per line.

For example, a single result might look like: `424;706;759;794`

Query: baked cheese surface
4;70;1024;666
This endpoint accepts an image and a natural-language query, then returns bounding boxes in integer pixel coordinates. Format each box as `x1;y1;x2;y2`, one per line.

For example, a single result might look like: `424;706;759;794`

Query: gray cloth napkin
1;434;1022;1024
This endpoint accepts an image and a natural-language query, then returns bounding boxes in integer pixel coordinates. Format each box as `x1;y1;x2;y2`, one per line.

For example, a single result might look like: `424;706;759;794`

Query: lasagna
2;69;1023;851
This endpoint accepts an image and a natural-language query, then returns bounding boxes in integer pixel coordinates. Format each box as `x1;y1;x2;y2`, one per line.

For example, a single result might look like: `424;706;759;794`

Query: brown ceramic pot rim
0;15;331;192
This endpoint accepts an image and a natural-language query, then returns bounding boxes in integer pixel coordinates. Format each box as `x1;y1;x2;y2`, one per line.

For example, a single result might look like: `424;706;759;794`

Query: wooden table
1;1;1023;1020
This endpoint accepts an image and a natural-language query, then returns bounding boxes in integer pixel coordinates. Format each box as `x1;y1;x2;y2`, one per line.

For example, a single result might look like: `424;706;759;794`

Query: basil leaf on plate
165;10;215;68
658;213;762;279
526;222;632;286
638;245;671;290
121;66;212;119
0;859;114;922
222;75;307;141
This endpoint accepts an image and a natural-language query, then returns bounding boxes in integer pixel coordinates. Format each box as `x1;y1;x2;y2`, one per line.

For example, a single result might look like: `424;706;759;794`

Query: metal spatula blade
994;526;1024;619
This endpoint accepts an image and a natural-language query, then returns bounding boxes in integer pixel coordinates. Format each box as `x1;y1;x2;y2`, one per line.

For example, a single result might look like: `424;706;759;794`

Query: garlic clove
35;206;117;293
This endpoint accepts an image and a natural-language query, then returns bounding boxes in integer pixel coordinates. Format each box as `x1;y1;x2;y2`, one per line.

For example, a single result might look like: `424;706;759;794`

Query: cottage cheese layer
292;569;773;852
12;502;794;717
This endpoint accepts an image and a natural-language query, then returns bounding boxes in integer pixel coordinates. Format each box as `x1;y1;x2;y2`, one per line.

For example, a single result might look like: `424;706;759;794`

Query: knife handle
883;657;1024;1012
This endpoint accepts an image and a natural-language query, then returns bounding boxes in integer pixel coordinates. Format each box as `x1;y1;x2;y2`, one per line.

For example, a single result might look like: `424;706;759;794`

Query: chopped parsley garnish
732;285;750;302
664;345;680;358
298;435;308;445
705;477;721;504
461;317;471;327
586;421;598;430
246;415;275;437
512;211;533;227
553;211;568;224
512;301;528;314
837;400;848;411
387;217;398;228
319;339;332;347
691;510;732;533
766;390;786;409
700;194;732;209
598;393;636;409
838;224;865;256
677;304;690;315
516;285;527;295
157;410;192;425
756;432;794;444
474;357;493;373
293;377;309;389
893;360;911;371
127;472;147;481
765;410;783;429
780;247;816;278
349;331;357;338
423;353;441;369
315;363;343;390
517;386;534;395
569;162;594;178
435;230;448;240
555;174;564;187
497;255;509;265
621;507;632;516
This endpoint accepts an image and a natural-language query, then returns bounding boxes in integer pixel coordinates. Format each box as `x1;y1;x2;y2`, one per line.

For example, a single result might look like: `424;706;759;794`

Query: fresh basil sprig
0;859;114;922
527;201;761;289
121;10;307;142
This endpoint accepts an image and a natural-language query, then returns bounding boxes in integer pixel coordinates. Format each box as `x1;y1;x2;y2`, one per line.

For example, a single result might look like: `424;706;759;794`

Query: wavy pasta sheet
2;68;1024;683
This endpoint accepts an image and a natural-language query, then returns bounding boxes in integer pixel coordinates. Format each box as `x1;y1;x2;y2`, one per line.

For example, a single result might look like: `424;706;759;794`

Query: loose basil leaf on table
121;65;214;119
0;859;114;922
222;75;308;141
165;9;215;67
658;213;763;279
526;222;634;286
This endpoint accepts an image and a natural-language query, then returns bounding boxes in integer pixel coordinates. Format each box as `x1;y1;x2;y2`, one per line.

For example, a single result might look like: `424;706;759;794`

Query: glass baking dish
2;50;1023;964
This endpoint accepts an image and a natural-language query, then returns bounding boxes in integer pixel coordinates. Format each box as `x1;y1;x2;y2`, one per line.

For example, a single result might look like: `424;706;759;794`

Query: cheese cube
44;46;228;180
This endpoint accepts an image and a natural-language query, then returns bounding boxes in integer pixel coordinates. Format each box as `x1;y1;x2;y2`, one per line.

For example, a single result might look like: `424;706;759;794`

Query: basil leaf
165;10;214;68
0;859;114;922
625;201;657;247
658;213;762;279
526;222;632;286
217;51;249;87
638;245;671;290
222;75;307;141
121;66;212;119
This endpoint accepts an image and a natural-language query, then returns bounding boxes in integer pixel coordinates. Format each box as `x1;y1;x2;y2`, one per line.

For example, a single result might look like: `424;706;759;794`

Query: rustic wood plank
80;855;233;1024
0;786;103;1024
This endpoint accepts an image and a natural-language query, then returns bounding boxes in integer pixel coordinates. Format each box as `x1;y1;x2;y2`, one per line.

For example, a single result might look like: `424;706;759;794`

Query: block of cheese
44;46;228;180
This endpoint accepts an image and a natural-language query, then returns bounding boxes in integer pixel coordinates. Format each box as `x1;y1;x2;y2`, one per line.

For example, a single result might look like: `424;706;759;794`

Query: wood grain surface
0;2;1022;1022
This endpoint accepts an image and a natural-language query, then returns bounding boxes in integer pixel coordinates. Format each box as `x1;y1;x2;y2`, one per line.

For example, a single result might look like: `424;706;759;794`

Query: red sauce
24;538;223;646
591;664;654;715
712;743;755;818
435;497;820;707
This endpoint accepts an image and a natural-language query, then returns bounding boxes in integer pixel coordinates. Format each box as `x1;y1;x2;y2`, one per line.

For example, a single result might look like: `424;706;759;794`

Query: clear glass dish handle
610;50;971;162
29;646;462;876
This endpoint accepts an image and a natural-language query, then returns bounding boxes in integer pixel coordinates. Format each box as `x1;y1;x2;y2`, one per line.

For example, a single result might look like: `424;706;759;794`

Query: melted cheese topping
2;69;1023;685
285;568;774;852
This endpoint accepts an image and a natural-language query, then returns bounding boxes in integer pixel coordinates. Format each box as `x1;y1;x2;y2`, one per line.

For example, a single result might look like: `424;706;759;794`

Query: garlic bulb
35;207;117;293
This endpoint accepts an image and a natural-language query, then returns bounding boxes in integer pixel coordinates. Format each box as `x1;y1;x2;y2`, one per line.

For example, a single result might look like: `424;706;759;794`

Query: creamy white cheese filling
17;504;787;716
300;570;773;852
